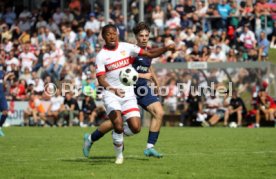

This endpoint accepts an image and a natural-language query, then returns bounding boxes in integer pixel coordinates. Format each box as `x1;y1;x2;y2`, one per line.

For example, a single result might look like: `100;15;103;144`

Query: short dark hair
132;22;150;35
101;24;117;37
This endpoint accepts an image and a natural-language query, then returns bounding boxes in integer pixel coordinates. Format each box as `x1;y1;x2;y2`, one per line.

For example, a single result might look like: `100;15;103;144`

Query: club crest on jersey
105;57;130;71
120;50;126;57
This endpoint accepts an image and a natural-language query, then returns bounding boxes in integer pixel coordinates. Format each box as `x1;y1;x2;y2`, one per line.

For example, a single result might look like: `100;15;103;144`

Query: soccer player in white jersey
83;24;175;164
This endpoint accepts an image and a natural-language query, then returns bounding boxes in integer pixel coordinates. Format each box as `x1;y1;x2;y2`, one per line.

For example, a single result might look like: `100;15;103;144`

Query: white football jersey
96;42;142;90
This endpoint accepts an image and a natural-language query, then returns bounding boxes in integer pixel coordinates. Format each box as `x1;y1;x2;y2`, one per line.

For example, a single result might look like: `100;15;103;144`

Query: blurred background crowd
0;0;276;127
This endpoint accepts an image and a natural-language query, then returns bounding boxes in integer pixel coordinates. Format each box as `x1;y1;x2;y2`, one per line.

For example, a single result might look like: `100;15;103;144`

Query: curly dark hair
132;22;150;35
101;24;117;37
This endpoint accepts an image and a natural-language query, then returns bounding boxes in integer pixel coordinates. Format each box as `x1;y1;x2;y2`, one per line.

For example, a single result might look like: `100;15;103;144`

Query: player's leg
144;101;164;158
121;96;141;136
124;117;141;135
137;87;163;158
82;119;113;157
0;97;9;137
109;110;125;164
115;96;141;163
0;110;8;137
90;120;113;142
83;98;120;161
84;117;122;163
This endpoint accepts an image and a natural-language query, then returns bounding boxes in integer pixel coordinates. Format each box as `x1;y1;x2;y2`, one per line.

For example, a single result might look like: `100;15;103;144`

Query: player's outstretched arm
140;43;175;58
97;75;125;98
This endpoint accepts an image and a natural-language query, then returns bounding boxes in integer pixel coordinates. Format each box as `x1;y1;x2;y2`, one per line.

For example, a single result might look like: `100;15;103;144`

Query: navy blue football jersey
132;55;152;87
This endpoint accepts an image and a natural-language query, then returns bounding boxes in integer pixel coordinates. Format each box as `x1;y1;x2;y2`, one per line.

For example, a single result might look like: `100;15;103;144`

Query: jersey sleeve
126;43;143;57
95;54;106;77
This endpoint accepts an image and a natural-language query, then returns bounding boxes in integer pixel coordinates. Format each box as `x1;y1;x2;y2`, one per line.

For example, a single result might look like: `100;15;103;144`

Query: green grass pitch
0;127;276;179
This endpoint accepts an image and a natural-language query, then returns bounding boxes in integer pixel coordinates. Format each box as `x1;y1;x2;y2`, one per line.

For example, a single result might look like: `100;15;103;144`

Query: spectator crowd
0;0;276;127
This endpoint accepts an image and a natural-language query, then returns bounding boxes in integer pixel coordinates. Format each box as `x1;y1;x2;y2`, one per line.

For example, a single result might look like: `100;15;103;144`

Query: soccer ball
229;122;238;128
119;67;138;86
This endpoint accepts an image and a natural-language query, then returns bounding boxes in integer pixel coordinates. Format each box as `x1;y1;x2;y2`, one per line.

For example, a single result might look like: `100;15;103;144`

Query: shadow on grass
61;155;148;165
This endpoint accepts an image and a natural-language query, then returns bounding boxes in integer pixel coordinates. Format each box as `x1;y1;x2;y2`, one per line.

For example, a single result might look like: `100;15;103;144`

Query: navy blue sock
0;114;8;127
90;129;104;142
147;131;160;145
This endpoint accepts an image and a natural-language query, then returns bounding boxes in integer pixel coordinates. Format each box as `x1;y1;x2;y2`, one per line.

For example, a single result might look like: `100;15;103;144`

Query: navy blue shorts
0;96;8;111
134;85;159;110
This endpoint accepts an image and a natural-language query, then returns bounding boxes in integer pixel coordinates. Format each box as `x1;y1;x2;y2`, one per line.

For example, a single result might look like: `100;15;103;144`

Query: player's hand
114;88;125;98
166;44;176;52
165;40;176;52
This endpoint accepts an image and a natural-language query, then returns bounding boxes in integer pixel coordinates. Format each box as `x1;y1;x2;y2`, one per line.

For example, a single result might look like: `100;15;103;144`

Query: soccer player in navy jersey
131;22;164;157
0;60;13;136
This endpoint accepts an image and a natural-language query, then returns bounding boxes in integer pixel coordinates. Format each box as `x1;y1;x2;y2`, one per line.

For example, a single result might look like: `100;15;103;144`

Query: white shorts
103;91;140;121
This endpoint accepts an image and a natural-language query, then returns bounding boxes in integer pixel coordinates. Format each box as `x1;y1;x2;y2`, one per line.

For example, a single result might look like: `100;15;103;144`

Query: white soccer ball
229;122;238;128
119;67;138;86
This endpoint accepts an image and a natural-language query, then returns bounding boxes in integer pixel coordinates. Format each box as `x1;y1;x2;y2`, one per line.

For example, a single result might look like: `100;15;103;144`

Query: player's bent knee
131;125;141;134
156;109;164;119
113;118;124;133
113;124;123;133
127;117;141;134
152;109;164;121
109;111;124;133
148;102;164;120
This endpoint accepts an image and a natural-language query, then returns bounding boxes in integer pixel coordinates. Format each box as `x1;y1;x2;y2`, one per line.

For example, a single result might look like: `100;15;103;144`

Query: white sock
80;122;83;125
114;145;123;159
112;131;124;158
147;143;154;149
